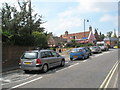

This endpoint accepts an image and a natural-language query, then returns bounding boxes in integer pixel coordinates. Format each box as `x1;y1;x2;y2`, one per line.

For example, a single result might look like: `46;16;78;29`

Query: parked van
96;41;109;51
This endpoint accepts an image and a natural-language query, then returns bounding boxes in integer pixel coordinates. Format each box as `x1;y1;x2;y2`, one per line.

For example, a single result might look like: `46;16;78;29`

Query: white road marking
56;63;79;73
9;76;42;89
104;62;118;88
99;61;118;89
2;75;37;86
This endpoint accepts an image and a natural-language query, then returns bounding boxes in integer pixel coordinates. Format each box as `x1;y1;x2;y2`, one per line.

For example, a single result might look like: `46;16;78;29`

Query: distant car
113;46;118;49
90;46;102;53
19;49;65;73
70;48;89;60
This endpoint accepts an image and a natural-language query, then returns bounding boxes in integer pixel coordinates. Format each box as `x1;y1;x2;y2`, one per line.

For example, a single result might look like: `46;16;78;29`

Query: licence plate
24;62;32;64
73;56;78;58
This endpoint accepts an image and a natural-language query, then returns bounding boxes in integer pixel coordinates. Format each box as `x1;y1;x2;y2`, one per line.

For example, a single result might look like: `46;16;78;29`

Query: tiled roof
104;37;118;41
61;31;90;40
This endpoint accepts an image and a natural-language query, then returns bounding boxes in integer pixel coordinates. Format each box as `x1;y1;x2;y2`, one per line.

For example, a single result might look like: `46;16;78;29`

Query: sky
0;0;119;37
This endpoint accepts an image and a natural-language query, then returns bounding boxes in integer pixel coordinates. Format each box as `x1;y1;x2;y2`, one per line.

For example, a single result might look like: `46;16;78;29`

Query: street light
84;19;89;43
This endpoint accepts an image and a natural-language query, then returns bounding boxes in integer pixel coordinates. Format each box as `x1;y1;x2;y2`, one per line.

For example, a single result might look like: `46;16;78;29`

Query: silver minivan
19;50;65;73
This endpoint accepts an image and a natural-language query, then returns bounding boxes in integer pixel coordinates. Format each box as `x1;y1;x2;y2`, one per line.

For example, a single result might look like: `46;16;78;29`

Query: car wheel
24;70;30;73
42;64;48;73
87;55;89;58
60;60;65;67
82;55;85;60
70;58;73;61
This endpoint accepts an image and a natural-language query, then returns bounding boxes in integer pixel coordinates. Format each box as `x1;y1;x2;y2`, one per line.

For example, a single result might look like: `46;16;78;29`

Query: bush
14;34;35;46
65;42;94;48
32;31;48;49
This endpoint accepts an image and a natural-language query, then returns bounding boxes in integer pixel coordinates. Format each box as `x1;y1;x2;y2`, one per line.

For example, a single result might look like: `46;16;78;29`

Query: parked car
89;46;102;53
19;49;65;73
113;46;118;49
70;47;89;60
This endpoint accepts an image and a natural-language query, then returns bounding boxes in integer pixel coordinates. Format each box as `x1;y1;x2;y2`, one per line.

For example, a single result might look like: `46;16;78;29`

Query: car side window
51;51;59;57
83;49;87;52
46;51;53;57
41;52;47;58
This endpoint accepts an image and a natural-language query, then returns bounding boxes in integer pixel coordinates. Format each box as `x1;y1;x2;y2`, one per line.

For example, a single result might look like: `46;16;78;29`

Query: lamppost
84;19;89;43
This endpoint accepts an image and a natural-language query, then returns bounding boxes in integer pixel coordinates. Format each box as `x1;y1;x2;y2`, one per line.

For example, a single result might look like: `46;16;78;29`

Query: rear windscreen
21;52;38;59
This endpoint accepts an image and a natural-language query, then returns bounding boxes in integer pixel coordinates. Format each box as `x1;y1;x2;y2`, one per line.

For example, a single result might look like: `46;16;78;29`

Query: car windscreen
21;52;38;59
97;44;104;46
90;47;97;49
71;48;82;52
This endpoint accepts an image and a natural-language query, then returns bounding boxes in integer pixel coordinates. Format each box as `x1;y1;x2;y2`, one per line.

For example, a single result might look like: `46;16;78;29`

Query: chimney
65;31;68;35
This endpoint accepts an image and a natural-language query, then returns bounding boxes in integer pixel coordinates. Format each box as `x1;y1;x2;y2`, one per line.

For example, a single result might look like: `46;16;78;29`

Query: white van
96;41;109;51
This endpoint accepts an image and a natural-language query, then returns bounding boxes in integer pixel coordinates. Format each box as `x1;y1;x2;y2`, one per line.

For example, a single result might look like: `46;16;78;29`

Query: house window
70;36;73;39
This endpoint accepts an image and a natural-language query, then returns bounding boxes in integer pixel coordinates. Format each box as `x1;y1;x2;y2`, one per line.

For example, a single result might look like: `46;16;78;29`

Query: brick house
48;33;67;47
104;37;118;47
60;26;96;44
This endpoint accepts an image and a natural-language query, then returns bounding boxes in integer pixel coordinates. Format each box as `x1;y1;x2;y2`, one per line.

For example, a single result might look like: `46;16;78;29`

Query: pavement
1;49;119;89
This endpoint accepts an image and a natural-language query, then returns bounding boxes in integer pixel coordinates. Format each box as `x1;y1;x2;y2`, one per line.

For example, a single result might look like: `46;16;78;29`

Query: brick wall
2;45;35;71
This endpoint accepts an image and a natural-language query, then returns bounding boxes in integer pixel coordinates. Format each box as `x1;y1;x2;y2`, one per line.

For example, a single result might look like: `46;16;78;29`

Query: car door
83;48;88;58
40;51;54;67
51;51;61;66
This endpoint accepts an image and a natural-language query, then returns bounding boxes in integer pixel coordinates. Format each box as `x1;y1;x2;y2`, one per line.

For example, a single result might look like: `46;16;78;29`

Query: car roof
77;47;85;49
25;49;53;53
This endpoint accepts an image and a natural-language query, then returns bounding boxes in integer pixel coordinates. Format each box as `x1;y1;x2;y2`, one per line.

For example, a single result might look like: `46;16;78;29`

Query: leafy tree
107;31;113;37
1;1;47;47
32;32;48;48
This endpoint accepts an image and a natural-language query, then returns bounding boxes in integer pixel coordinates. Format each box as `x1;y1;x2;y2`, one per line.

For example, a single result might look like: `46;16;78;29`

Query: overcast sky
0;0;119;36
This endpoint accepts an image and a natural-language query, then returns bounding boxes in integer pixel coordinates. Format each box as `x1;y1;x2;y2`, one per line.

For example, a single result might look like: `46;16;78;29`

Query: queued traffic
70;41;109;61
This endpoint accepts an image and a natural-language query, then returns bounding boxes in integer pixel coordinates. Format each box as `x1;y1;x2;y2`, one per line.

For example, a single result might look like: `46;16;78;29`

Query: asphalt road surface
1;49;119;89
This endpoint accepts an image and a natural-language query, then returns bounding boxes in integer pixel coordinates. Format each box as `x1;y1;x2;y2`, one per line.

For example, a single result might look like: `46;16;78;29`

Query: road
1;49;119;89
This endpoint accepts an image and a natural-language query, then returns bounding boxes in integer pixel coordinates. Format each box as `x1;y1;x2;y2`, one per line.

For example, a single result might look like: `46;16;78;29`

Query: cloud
99;14;116;22
42;16;83;36
99;14;118;27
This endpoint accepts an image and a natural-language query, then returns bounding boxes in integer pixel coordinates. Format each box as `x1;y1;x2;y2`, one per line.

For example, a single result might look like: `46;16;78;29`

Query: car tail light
36;59;41;64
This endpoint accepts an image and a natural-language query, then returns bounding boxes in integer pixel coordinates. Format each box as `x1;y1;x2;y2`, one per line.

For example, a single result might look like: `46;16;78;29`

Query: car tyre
70;58;73;61
87;55;89;58
24;70;30;73
82;55;85;60
42;64;48;73
60;60;65;67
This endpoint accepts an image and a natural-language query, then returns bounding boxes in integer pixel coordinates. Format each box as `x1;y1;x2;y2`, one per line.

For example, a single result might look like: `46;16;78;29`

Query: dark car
70;47;89;60
19;49;65;73
84;47;92;56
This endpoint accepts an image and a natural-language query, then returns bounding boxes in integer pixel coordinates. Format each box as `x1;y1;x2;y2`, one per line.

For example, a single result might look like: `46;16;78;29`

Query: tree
107;31;113;37
99;32;105;41
2;1;47;46
32;32;48;48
